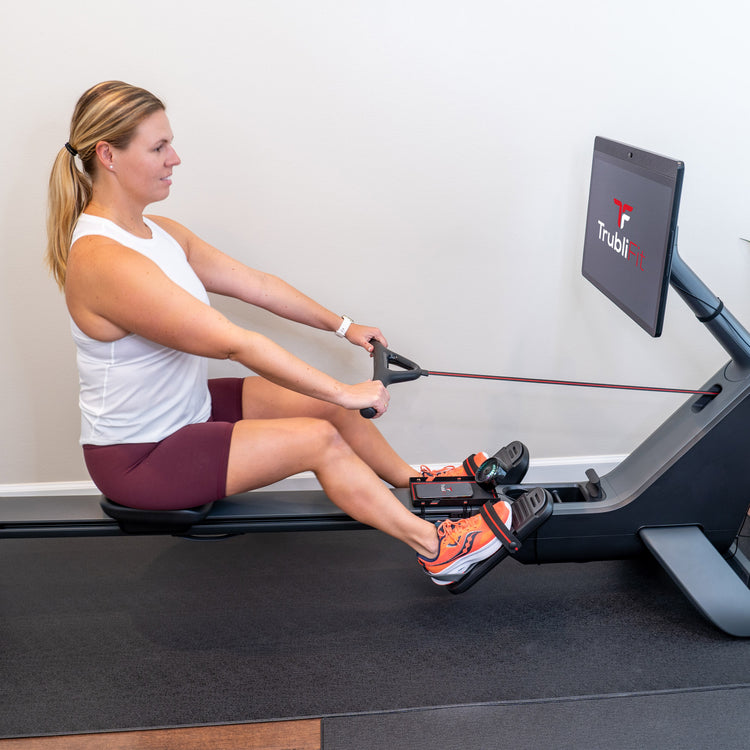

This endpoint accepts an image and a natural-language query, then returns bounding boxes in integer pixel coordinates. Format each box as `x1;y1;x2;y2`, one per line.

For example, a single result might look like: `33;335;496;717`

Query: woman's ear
94;141;115;172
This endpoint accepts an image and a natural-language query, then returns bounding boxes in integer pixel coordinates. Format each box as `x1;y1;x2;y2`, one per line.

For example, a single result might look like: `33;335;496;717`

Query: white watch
335;315;353;338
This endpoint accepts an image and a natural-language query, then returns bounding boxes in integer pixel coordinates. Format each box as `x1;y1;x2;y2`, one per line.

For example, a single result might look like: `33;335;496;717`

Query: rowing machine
2;137;750;636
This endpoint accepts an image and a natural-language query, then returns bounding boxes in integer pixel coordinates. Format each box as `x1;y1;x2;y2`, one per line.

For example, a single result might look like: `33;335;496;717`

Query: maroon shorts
83;378;245;510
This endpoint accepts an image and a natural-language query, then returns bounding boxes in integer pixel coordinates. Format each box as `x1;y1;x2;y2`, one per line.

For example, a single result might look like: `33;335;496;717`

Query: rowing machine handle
361;341;427;418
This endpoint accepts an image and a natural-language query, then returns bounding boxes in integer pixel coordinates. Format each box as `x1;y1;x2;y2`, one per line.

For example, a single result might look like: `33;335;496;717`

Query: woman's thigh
224;416;346;496
238;375;414;489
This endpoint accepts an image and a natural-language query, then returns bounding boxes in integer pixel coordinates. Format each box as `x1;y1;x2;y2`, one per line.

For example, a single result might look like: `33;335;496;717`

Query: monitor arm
669;244;750;376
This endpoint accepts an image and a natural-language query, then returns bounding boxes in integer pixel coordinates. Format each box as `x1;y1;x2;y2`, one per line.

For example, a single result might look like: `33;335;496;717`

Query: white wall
1;0;749;486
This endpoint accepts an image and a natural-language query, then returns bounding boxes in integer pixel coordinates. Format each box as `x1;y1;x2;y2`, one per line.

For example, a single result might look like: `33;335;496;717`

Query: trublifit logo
614;199;633;229
597;198;644;270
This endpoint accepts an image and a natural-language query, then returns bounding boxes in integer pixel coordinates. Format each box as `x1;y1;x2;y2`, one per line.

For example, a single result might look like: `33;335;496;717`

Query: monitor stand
645;248;750;636
519;242;750;636
669;247;750;376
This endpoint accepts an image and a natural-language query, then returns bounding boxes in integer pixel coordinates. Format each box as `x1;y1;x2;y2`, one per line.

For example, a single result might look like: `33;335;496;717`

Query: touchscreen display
581;139;683;337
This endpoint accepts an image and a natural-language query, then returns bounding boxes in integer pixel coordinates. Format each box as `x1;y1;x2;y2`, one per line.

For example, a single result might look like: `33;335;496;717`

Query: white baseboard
0;480;102;497
0;455;625;498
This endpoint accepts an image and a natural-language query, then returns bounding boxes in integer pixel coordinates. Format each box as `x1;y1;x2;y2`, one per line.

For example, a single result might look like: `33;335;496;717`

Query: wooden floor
0;720;321;750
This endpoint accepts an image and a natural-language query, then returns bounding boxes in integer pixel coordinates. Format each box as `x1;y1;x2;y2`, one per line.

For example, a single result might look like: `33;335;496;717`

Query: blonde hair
45;81;165;289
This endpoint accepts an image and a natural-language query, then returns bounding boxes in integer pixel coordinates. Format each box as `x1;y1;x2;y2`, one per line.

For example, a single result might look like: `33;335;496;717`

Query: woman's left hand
345;323;388;353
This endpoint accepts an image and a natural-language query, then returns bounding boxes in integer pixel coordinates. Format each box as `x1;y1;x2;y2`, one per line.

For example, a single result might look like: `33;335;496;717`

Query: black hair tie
64;142;78;157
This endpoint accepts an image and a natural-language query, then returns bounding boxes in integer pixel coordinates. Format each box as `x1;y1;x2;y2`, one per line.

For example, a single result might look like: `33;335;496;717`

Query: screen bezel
581;137;684;337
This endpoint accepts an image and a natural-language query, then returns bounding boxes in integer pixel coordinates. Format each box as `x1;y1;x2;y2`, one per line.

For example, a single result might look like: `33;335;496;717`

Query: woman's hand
340;379;390;418
345;323;388;353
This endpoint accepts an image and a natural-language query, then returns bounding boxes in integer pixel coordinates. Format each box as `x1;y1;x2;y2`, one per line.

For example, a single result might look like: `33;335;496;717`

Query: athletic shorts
82;377;245;511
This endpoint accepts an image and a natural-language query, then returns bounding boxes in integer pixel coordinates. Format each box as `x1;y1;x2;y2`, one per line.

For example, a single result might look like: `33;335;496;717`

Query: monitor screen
581;137;684;337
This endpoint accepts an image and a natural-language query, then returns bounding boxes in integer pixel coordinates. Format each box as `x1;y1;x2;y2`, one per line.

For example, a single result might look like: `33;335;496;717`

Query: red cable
426;371;719;396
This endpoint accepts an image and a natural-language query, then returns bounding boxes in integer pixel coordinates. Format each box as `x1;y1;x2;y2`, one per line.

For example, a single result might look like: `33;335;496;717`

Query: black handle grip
360;341;426;418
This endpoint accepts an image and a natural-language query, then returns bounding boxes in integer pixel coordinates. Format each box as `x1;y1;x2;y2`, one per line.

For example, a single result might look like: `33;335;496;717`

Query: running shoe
420;452;488;481
418;500;513;585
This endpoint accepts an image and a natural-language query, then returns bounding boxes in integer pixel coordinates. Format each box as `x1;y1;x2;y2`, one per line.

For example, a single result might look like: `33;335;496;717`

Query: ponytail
45;146;92;289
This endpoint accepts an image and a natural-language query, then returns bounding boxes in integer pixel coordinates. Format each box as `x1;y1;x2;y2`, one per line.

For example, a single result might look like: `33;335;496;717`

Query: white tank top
71;214;212;445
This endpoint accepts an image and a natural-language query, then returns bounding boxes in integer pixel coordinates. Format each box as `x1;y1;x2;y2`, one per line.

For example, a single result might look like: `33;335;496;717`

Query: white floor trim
0;455;626;498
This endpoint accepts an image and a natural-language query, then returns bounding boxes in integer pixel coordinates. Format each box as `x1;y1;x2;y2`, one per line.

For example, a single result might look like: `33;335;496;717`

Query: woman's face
109;109;181;206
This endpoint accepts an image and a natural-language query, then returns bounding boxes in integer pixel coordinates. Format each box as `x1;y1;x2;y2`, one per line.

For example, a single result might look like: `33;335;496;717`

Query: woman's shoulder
72;213;118;244
146;214;191;239
146;214;199;256
67;232;145;285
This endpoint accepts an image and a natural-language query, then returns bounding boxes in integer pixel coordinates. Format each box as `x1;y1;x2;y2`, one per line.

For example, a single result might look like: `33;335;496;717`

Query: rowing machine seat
99;497;214;535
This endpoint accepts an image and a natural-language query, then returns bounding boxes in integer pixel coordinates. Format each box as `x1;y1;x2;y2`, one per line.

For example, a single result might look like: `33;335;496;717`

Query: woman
45;81;512;585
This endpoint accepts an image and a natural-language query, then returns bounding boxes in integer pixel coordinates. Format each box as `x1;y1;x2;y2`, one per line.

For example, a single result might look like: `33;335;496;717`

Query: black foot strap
479;501;521;553
462;453;485;476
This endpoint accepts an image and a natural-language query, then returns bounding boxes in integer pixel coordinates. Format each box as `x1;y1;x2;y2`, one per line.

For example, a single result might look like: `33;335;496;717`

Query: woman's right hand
341;379;390;418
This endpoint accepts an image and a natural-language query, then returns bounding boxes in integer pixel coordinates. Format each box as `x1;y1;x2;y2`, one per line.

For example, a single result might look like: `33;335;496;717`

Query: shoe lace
420;464;457;479
438;517;474;545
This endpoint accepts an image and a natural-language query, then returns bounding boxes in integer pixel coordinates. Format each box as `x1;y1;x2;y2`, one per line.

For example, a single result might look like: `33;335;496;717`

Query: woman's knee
303;417;348;456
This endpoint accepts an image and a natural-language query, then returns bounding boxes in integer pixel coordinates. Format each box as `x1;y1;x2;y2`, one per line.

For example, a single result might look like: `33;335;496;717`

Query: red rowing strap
427;370;719;397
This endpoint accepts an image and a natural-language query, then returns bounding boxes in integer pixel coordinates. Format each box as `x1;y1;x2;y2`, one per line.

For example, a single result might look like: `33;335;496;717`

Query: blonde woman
46;81;512;585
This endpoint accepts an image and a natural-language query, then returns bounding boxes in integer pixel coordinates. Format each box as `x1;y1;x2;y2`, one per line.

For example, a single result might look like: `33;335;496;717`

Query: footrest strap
479;501;521;553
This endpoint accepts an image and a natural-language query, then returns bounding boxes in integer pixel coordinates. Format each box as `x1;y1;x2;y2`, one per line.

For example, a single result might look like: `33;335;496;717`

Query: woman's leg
224;377;511;581
224;415;439;558
239;376;415;488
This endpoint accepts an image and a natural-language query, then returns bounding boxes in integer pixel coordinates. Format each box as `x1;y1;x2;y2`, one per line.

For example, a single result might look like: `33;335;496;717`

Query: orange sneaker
418;500;513;585
420;452;488;481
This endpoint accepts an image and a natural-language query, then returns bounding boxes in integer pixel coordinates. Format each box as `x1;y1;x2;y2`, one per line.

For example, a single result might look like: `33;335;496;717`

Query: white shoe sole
427;502;513;585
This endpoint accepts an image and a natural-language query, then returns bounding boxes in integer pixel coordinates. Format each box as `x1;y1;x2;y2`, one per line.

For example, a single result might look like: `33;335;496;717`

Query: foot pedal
446;487;553;595
493;440;530;484
100;497;214;534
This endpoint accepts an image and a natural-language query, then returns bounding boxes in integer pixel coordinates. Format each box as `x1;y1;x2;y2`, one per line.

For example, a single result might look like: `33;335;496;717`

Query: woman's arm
148;215;387;353
65;236;389;414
